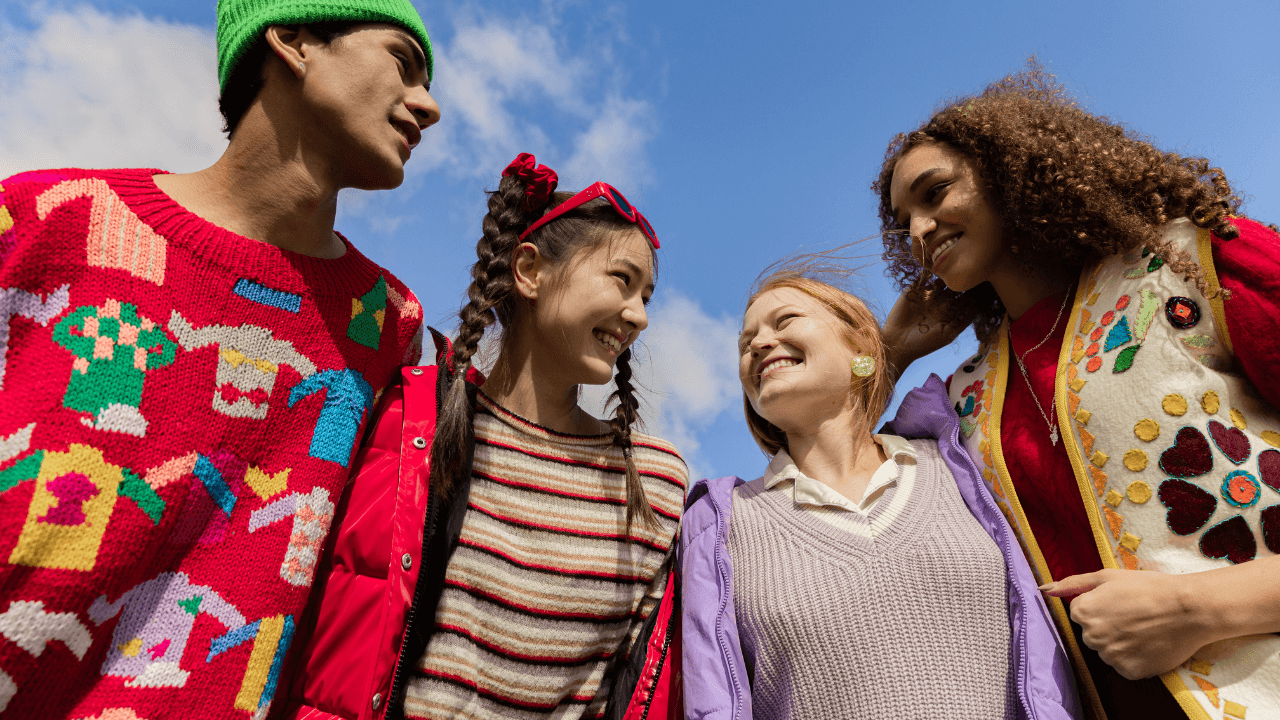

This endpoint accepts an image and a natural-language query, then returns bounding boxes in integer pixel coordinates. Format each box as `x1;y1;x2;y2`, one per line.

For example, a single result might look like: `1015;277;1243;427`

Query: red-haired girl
879;63;1280;719
681;268;1082;718
279;154;686;720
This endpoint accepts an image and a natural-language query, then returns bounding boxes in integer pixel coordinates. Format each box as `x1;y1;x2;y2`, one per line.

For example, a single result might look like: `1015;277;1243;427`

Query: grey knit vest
726;439;1015;719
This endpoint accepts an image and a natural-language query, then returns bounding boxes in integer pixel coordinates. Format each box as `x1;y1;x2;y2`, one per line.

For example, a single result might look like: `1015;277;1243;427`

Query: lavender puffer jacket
679;375;1083;720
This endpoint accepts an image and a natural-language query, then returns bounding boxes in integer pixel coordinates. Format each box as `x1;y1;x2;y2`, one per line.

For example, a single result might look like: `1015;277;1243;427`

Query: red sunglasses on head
518;182;660;248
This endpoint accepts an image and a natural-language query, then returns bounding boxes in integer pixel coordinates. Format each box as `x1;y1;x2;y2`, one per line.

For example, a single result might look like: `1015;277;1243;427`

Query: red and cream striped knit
0;168;423;719
403;392;687;720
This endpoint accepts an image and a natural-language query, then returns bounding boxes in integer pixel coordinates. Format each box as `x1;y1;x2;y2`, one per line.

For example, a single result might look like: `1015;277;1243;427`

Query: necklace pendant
1050;426;1060;445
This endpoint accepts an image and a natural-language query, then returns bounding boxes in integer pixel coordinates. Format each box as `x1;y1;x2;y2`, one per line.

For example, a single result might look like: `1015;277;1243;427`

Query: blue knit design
233;279;302;313
194;454;237;516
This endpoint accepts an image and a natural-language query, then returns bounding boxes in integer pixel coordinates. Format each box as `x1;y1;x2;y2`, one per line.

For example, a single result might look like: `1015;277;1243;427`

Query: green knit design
216;0;433;91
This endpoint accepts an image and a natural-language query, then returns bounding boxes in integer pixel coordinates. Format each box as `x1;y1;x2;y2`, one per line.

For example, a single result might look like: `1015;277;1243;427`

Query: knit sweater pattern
726;439;1016;719
403;393;687;720
0;168;423;719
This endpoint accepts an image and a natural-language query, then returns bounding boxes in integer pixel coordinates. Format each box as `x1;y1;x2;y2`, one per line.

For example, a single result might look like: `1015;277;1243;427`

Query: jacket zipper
385;481;439;719
948;418;1035;720
711;486;744;720
639;614;674;720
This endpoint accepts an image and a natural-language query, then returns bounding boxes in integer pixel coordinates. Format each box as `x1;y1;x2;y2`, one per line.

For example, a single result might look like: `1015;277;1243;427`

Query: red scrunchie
502;153;559;212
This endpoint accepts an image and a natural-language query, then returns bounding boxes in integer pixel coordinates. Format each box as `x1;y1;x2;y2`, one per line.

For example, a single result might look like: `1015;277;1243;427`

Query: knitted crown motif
216;0;434;90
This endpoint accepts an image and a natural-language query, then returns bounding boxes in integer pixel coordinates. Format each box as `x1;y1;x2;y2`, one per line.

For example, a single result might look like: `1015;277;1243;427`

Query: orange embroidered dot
1116;295;1131;310
1086;356;1103;373
1126;480;1152;504
1086;342;1100;357
1123;450;1148;472
1163;394;1188;416
1202;391;1220;415
1100;310;1115;326
1135;419;1160;441
1090;327;1105;342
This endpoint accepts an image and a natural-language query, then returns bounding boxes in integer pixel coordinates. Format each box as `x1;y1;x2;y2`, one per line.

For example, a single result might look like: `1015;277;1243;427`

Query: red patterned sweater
0;168;423;719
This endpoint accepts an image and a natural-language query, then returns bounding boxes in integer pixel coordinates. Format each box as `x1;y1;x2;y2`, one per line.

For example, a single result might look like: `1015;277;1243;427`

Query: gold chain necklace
1011;290;1071;445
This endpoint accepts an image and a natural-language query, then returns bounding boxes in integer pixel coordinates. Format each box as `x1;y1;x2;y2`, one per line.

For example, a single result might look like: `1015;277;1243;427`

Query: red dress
1002;218;1280;718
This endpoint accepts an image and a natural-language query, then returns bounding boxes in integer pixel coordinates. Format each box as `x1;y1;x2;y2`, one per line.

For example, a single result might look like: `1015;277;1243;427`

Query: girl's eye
613;272;632;285
924;182;949;203
776;313;797;328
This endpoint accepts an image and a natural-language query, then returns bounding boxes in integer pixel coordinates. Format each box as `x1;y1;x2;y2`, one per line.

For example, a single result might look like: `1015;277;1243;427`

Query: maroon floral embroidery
1259;449;1280;493
1159;479;1218;535
1160;427;1214;478
1199;515;1257;564
1262;505;1280;554
1208;420;1251;465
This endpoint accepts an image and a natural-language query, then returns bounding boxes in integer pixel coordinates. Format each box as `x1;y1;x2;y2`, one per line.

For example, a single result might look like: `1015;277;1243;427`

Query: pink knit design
0;167;423;719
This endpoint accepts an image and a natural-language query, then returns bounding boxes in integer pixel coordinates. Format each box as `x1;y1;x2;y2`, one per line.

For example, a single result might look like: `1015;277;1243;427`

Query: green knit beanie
216;0;434;91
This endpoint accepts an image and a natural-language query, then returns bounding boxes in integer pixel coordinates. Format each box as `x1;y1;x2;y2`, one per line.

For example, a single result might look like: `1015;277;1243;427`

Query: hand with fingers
1042;570;1212;680
881;289;968;384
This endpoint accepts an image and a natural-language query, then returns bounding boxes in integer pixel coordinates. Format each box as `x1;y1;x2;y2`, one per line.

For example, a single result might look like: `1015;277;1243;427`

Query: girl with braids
279;154;686;720
680;265;1082;719
878;61;1280;720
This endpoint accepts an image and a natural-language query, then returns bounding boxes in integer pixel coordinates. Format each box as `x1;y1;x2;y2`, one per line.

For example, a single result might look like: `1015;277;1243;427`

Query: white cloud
414;11;656;188
0;7;224;178
582;291;741;479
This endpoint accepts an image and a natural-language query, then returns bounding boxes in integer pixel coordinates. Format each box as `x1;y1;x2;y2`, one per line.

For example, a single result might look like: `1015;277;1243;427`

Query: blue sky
2;0;1277;479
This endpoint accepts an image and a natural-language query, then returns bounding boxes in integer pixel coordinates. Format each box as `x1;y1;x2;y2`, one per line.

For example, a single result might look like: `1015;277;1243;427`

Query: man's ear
512;243;543;301
263;25;309;80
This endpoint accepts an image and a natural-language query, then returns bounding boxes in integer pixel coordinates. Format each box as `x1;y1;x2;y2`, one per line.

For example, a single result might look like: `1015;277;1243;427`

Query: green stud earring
851;355;876;377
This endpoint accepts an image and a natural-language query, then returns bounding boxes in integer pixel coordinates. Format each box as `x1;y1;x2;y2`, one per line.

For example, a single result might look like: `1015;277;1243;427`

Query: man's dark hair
218;22;357;136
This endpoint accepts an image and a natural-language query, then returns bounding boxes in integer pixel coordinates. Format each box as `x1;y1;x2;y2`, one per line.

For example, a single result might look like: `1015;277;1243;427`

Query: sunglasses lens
638;214;656;240
607;187;633;216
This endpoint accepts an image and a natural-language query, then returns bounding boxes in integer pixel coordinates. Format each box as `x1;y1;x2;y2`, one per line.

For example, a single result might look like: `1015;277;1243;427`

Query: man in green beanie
0;2;437;717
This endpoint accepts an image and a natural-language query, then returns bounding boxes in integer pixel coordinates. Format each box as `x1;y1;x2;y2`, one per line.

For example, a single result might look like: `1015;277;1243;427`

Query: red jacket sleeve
1213;217;1280;409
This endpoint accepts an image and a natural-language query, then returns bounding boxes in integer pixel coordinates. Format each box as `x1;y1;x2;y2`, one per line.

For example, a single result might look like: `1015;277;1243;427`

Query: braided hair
430;172;660;531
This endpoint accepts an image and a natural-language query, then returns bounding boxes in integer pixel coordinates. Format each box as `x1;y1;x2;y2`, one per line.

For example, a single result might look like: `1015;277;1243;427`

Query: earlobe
263;25;308;79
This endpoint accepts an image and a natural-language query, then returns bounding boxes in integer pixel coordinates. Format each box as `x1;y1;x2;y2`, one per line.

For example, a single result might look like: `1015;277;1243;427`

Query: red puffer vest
275;331;681;720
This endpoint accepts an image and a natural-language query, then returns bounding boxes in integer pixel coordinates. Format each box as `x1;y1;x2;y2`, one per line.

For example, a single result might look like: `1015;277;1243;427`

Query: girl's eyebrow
891;167;946;225
618;259;656;293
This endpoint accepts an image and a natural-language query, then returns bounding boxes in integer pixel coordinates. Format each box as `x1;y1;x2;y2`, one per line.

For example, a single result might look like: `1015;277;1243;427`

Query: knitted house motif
168;312;317;420
0;442;163;572
53;300;178;437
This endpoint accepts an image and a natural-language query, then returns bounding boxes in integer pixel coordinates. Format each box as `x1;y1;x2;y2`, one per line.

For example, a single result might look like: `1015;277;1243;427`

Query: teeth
594;331;622;352
931;237;957;265
760;358;800;376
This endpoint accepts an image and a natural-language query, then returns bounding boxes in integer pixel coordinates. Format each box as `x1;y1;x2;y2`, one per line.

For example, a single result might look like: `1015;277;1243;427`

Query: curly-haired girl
280;154;686;720
878;62;1280;719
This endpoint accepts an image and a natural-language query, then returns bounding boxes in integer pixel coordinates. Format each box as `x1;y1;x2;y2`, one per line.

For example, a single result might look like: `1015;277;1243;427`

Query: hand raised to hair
881;290;967;384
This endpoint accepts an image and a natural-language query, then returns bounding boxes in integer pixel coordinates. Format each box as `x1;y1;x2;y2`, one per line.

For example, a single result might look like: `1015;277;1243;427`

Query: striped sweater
402;392;687;720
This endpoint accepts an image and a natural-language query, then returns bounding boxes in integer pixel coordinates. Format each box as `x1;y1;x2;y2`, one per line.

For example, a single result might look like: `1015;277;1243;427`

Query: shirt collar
762;435;917;511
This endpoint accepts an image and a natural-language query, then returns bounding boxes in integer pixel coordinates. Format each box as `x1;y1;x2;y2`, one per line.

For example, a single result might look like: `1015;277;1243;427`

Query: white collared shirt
752;434;918;538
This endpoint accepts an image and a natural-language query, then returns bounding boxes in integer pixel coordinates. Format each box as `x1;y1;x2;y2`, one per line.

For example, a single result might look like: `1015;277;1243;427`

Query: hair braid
607;348;659;533
430;177;532;496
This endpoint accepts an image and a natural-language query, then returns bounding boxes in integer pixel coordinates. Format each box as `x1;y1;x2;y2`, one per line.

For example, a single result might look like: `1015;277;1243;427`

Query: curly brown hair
872;58;1241;343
